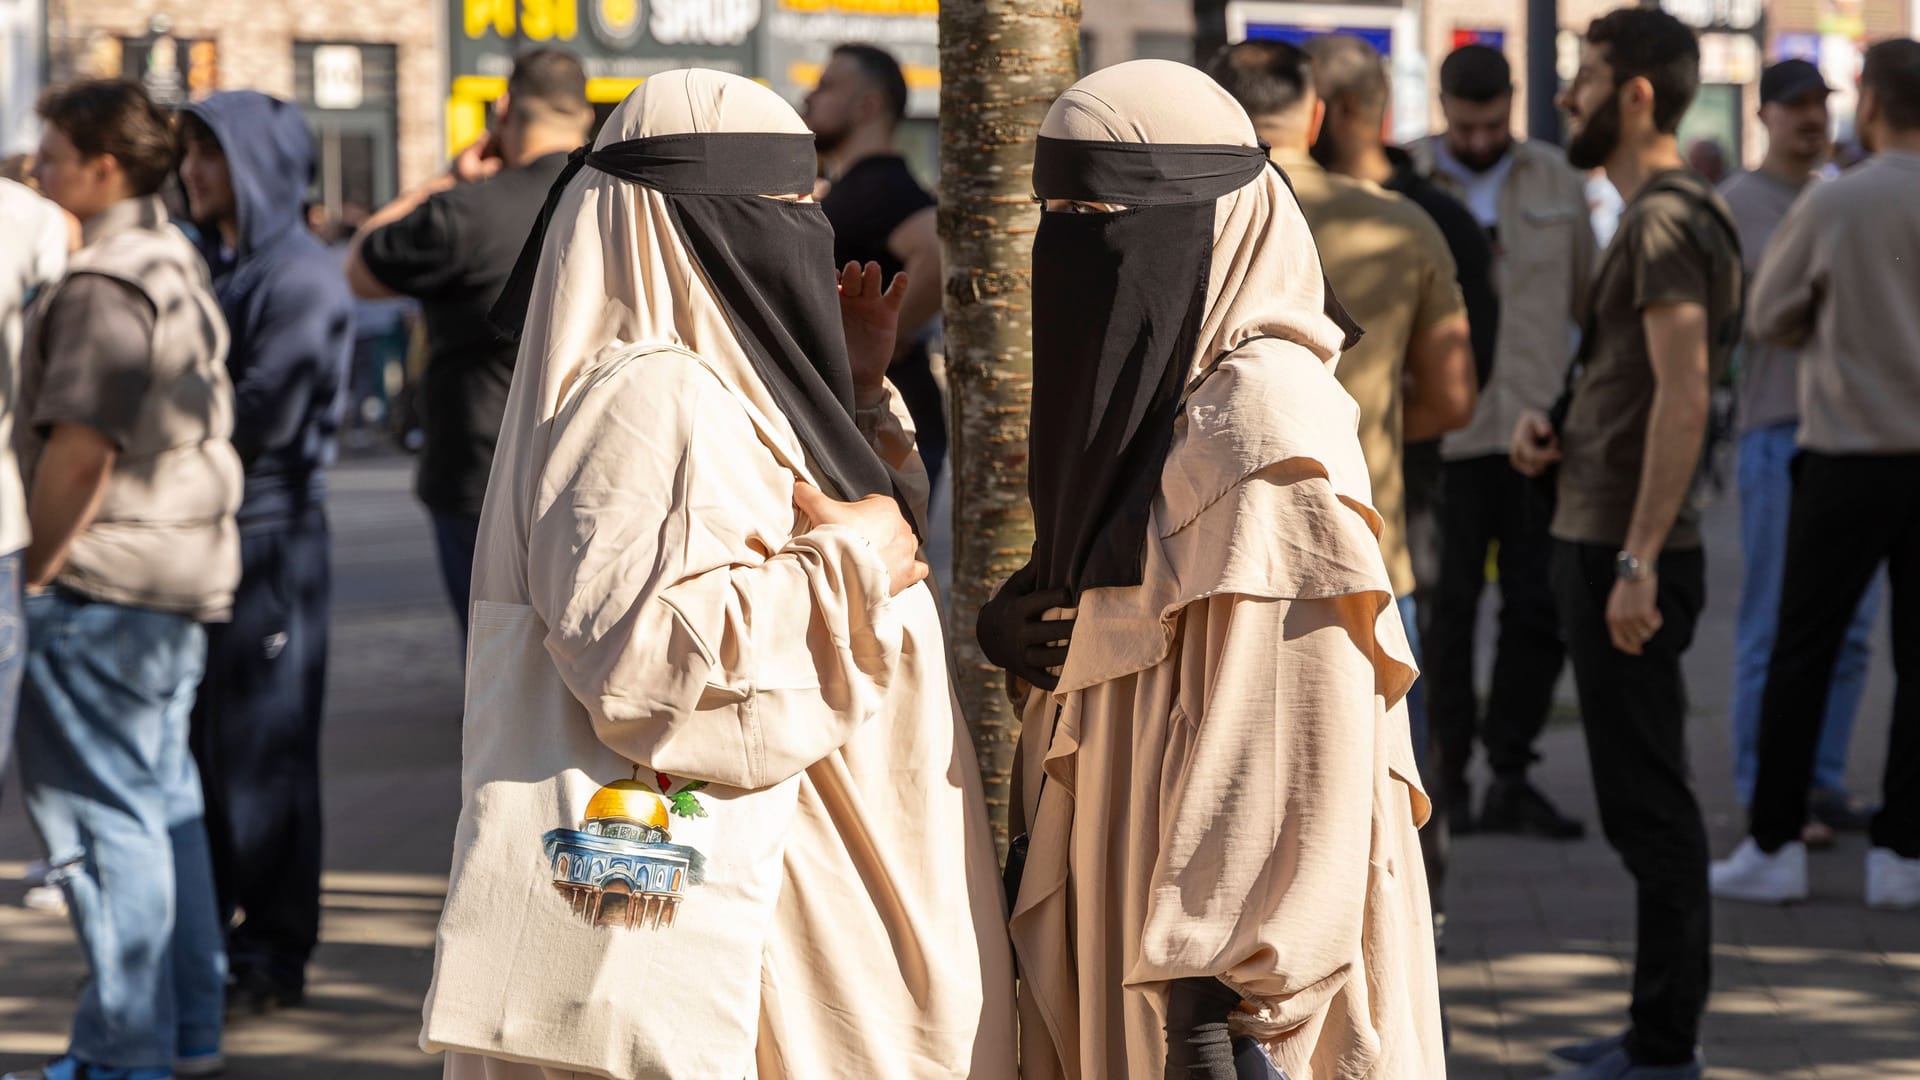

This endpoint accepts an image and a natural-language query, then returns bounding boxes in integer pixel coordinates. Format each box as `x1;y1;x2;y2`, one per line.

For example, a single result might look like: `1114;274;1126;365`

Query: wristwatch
1614;551;1656;582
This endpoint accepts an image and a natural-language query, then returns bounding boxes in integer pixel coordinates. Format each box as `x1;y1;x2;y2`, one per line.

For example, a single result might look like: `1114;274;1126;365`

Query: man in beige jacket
419;72;1014;1080
1408;44;1597;842
982;60;1443;1080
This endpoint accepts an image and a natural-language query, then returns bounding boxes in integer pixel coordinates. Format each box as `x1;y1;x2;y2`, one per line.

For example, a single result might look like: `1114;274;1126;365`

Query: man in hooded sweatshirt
175;90;354;1012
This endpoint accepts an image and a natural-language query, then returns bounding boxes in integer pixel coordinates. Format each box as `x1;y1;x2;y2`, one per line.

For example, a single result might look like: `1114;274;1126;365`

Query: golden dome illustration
584;780;670;831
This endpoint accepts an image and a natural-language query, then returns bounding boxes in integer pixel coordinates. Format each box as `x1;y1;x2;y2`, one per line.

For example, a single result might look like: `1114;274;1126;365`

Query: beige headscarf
1033;60;1411;702
480;70;832;595
1038;59;1354;383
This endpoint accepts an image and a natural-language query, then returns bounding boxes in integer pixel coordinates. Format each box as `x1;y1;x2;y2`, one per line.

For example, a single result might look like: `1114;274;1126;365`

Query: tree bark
938;0;1080;854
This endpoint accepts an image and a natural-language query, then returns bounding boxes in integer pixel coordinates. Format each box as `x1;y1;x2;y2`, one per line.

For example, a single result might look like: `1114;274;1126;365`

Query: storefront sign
761;0;938;118
119;34;218;106
1664;0;1764;32
448;0;762;155
313;44;366;110
1451;28;1507;51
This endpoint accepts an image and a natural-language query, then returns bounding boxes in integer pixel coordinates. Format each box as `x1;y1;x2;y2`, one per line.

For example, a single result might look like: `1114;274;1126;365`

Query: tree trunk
937;0;1080;855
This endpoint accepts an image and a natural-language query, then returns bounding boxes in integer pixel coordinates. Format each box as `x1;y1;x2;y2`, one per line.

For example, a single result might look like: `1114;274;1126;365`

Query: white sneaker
1865;848;1920;910
1710;839;1808;903
21;883;67;914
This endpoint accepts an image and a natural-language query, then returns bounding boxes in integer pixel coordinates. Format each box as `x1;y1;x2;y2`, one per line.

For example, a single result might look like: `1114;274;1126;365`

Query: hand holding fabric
836;260;906;399
976;563;1075;692
794;481;926;596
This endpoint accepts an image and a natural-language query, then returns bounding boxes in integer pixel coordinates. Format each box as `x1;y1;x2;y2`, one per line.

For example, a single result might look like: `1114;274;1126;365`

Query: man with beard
1710;38;1920;911
805;45;948;485
1716;60;1881;846
1408;43;1595;844
1510;9;1740;1078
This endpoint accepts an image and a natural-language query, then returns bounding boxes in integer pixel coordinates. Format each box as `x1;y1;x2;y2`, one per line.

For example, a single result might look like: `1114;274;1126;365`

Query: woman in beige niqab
981;60;1443;1079
420;70;1014;1080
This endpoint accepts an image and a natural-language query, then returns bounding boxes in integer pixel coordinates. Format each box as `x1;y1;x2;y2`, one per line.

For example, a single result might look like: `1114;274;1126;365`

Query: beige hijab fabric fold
1010;60;1440;1080
1038;59;1352;384
483;70;818;593
428;69;1015;1080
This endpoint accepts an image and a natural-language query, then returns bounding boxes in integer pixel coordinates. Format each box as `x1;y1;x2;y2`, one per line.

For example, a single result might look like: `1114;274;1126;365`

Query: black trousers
890;345;948;487
1752;452;1920;857
1551;541;1710;1066
1427;454;1565;784
190;499;331;992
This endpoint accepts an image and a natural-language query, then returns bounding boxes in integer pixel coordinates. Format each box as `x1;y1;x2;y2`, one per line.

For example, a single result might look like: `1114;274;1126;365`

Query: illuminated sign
449;0;761;155
760;0;939;118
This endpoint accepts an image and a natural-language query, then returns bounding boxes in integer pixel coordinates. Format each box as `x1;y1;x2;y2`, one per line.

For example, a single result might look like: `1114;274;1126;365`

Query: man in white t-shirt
0;176;72;786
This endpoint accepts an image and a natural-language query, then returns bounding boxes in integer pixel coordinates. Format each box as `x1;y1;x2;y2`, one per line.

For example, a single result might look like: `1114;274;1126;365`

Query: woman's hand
794;481;927;596
837;260;907;400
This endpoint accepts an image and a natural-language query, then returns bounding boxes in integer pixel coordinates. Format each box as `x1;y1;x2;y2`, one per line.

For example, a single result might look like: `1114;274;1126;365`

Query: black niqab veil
1026;136;1361;598
490;132;912;530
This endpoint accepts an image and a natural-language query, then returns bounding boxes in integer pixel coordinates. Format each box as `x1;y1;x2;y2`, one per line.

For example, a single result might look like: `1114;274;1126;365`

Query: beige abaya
421;71;1014;1080
1008;62;1444;1080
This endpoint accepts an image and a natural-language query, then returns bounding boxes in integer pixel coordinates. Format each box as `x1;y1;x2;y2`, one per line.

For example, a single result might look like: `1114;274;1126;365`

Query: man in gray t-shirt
1719;60;1878;832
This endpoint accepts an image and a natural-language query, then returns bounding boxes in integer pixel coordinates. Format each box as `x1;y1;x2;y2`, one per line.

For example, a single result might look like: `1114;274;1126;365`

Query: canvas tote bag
421;599;801;1079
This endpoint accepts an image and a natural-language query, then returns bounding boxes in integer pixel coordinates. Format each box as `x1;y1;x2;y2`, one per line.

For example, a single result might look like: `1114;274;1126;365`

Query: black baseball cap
1761;59;1832;105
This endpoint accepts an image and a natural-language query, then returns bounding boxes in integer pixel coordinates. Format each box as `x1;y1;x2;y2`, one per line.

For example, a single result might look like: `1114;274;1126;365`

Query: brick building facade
45;0;442;207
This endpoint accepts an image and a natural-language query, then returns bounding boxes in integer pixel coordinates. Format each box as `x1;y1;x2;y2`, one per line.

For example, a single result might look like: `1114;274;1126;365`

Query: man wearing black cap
1713;37;1920;911
1717;59;1880;843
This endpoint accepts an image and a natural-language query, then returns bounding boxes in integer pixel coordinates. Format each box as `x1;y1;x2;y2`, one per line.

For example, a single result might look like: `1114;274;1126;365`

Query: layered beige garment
1008;62;1443;1080
420;70;1012;1080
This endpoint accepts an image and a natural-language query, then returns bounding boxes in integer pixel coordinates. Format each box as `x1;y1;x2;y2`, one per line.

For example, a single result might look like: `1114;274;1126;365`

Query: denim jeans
0;551;24;794
430;509;480;643
192;502;330;993
1397;594;1427;777
15;590;226;1068
1733;423;1880;802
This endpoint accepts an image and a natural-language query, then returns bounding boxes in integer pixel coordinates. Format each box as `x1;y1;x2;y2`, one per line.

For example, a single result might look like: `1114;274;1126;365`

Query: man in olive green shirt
1207;36;1473;607
1510;9;1737;1077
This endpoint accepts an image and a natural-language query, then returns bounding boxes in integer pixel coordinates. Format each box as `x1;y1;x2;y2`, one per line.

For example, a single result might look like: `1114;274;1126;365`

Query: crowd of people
0;12;1916;1080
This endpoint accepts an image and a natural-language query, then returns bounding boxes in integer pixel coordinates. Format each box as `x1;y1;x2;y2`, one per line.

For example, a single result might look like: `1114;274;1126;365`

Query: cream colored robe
1010;342;1443;1080
422;71;1014;1080
427;346;1014;1080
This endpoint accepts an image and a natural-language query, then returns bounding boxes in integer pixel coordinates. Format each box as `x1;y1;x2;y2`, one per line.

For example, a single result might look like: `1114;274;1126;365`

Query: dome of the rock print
583;780;670;831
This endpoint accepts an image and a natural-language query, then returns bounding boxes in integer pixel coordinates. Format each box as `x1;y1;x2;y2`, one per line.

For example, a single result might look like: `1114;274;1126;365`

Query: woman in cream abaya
980;60;1444;1080
418;71;1014;1080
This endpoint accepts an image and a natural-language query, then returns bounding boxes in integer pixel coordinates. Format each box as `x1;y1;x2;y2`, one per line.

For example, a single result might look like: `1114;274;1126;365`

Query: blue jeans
1398;593;1428;776
1733;423;1880;801
0;551;23;794
15;591;226;1068
430;510;480;643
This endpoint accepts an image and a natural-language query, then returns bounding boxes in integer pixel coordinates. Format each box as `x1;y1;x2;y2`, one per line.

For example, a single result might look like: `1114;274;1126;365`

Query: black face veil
489;132;912;530
1025;136;1362;599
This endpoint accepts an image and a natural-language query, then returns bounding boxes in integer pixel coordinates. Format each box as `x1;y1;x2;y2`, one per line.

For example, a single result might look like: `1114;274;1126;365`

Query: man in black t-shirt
347;49;592;637
805;44;948;484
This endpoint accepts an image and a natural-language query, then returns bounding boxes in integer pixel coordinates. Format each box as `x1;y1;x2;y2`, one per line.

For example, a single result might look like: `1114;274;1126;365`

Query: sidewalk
1;455;1915;1078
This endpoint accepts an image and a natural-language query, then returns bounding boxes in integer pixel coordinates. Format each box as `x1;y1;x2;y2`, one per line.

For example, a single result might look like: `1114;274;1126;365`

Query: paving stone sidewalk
1;455;1914;1079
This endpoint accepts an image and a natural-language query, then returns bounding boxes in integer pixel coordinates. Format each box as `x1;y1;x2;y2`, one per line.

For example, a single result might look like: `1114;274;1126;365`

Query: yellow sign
464;0;582;40
445;75;648;157
786;60;940;93
778;0;936;14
